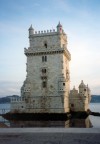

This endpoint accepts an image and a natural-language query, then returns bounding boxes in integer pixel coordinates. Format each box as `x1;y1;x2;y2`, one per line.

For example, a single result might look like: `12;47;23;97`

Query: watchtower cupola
57;22;63;33
29;25;34;36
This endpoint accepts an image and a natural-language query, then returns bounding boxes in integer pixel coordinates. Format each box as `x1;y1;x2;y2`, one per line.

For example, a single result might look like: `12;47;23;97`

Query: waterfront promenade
0;128;100;144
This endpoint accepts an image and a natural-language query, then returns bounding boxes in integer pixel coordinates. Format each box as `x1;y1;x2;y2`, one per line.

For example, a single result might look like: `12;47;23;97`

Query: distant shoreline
0;95;100;104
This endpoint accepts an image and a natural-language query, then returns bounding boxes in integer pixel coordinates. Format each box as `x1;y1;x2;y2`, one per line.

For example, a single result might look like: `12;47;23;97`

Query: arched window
44;43;47;48
44;41;47;48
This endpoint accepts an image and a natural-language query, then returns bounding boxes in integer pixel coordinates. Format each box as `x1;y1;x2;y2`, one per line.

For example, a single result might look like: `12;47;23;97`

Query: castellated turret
69;80;91;112
29;25;34;36
57;22;63;33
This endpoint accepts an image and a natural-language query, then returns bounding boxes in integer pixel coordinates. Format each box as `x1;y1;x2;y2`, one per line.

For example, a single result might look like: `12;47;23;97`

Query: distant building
10;23;91;113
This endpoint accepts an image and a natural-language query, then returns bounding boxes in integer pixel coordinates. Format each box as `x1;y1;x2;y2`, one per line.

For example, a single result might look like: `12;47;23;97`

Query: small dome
79;80;85;88
73;86;76;90
87;85;90;92
29;24;34;30
57;21;62;27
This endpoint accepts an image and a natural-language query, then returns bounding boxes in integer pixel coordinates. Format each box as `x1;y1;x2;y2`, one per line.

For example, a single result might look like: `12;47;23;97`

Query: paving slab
0;128;100;144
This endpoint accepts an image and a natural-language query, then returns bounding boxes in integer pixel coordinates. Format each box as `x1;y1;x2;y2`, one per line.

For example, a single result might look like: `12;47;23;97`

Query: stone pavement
0;128;100;144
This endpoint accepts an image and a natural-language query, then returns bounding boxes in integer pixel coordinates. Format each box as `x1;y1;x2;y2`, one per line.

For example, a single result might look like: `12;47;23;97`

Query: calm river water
0;103;100;128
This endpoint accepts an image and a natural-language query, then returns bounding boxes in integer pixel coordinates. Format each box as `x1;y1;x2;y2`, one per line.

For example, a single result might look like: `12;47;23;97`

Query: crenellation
30;29;57;36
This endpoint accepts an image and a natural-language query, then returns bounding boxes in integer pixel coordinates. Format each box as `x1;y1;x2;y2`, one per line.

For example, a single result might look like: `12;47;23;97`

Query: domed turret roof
79;80;85;88
87;84;90;91
57;22;62;27
73;86;76;90
29;24;34;30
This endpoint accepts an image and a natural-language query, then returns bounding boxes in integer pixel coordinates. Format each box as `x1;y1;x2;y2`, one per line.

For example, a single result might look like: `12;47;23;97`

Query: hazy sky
0;0;100;97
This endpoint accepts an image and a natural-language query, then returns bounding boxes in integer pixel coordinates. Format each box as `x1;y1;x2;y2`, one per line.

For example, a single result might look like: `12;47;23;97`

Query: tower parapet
28;22;65;37
27;22;70;61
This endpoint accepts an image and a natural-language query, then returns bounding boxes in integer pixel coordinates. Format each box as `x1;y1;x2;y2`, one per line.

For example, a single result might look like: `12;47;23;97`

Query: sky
0;0;100;97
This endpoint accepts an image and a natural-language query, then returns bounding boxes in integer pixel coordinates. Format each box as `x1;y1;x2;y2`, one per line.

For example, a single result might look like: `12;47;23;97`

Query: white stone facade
11;22;71;113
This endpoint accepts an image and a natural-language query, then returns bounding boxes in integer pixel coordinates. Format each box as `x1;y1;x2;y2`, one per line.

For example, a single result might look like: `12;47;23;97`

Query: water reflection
0;116;92;128
69;117;92;128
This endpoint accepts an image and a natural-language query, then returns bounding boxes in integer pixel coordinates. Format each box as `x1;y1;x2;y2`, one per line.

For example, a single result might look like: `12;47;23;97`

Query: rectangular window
42;68;46;73
45;56;47;62
42;56;47;62
42;56;44;62
42;81;47;88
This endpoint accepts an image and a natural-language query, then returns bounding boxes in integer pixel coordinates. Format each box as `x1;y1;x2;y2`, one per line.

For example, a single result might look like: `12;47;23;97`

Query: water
0;103;11;127
0;103;10;114
0;103;100;128
89;103;100;128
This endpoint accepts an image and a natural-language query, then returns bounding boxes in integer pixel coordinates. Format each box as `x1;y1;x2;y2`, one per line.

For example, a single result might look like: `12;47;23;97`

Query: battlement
29;22;65;36
11;97;25;102
29;29;58;37
29;29;66;37
34;29;56;34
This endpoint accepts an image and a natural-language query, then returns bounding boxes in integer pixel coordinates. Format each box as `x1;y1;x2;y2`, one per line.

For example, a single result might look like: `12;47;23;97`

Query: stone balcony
24;47;71;60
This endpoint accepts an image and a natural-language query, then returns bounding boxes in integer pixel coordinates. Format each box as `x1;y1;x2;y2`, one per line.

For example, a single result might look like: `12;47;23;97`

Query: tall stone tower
11;22;71;114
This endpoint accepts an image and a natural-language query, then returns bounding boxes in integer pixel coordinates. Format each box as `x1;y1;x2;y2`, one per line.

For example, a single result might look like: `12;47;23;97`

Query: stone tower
11;22;71;113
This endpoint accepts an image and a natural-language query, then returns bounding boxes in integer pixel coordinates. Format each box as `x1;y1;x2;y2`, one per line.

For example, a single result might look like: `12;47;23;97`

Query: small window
71;104;74;107
63;83;65;86
41;76;47;80
44;43;47;48
42;68;46;73
45;56;47;62
84;89;86;91
42;56;44;62
44;69;46;73
42;56;47;62
42;81;47;88
44;41;47;48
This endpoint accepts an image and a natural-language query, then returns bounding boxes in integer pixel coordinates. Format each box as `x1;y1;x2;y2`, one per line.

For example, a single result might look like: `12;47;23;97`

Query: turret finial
57;21;62;27
29;24;33;30
57;21;63;33
29;24;34;35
